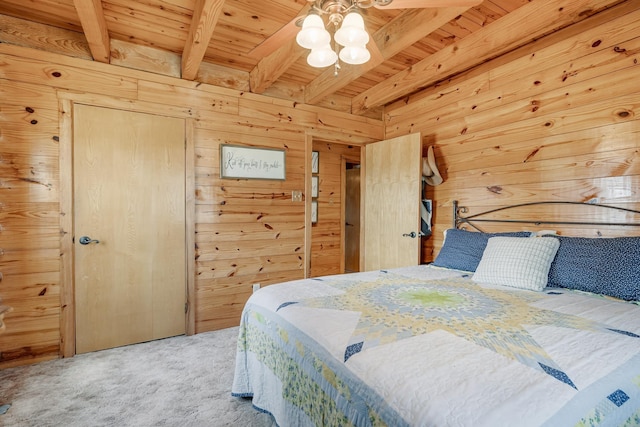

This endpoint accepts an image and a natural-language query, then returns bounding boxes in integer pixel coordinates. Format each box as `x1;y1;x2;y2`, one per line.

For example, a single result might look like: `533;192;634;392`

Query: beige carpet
0;327;277;426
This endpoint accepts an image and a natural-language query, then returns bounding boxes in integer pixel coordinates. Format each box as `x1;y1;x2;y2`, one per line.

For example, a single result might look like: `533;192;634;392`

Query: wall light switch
292;190;303;202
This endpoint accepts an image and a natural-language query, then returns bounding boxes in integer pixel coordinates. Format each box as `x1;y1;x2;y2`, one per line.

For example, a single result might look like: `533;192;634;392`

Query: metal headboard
453;200;640;232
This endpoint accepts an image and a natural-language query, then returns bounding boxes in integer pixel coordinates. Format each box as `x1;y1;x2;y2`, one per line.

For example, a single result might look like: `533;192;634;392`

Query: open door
361;133;422;271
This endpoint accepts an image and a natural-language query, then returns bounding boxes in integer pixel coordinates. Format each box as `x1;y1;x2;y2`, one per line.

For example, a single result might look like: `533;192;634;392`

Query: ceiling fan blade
374;0;482;9
248;4;312;60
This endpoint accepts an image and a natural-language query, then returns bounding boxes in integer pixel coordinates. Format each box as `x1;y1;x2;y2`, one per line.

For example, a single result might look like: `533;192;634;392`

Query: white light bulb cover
339;45;370;65
307;46;338;68
334;11;369;47
296;14;331;49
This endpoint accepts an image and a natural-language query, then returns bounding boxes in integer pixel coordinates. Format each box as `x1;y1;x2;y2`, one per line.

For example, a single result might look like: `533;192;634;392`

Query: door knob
79;236;100;245
402;231;417;238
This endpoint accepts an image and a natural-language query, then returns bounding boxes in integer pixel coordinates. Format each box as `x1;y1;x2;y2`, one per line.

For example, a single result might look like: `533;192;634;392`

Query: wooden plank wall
385;1;640;261
0;43;383;367
310;141;360;278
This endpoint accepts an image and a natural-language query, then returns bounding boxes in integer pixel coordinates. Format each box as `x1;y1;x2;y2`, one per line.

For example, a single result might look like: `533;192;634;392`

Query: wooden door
344;167;360;273
73;104;186;354
362;133;422;271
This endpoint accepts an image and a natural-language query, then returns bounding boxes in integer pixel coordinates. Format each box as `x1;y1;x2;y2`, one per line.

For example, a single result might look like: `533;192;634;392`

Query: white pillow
472;236;560;291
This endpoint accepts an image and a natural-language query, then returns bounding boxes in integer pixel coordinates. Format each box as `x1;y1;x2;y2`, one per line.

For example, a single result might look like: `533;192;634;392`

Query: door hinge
185;302;189;314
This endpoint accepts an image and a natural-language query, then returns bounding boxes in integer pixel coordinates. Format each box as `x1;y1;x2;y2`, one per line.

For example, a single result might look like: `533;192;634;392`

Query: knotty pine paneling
0;54;138;99
195;269;305;331
0;75;62;367
386;1;640;261
0;43;381;367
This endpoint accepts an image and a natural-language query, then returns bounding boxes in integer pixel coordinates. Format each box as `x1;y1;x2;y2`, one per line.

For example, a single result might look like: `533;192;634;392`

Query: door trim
304;133;313;278
59;99;196;357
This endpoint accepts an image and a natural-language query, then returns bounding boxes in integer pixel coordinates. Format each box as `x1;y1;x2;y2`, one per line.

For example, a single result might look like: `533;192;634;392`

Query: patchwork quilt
232;265;640;426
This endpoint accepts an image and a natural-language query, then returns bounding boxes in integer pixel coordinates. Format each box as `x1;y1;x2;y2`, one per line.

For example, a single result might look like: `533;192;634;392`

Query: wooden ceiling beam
351;0;626;115
182;0;225;81
72;0;110;63
304;7;471;105
249;39;305;94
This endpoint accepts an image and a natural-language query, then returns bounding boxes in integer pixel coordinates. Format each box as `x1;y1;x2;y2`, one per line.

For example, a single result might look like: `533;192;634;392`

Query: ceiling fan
345;0;482;9
249;0;482;60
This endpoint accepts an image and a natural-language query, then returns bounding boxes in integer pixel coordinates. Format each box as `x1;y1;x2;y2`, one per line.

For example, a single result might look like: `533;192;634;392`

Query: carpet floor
0;326;277;427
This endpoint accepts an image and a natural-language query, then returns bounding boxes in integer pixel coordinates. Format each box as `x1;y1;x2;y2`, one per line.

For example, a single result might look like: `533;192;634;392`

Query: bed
232;201;640;426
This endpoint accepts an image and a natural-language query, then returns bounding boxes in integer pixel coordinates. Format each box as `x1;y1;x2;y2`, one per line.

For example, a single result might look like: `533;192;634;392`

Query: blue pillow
547;236;640;301
432;229;531;272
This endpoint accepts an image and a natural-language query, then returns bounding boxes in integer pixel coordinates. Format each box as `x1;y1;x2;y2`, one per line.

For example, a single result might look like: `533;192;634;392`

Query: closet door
73;104;186;354
362;133;422;271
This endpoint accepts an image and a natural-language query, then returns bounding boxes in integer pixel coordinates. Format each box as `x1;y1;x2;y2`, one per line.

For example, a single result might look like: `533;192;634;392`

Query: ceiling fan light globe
339;45;370;65
307;46;338;68
296;14;331;49
334;12;369;47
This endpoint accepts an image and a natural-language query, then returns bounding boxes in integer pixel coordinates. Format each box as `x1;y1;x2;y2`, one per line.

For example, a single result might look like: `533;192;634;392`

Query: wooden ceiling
0;0;619;117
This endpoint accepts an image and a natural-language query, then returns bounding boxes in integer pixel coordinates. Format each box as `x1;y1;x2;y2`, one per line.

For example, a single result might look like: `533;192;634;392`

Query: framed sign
311;200;318;224
311;176;319;198
220;144;286;180
311;151;319;174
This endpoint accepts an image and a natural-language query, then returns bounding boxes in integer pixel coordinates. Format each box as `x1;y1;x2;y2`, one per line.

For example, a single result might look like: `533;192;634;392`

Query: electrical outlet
252;283;261;293
292;190;303;202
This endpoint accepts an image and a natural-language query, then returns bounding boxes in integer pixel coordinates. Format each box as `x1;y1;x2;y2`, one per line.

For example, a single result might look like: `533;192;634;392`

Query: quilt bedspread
232;265;640;426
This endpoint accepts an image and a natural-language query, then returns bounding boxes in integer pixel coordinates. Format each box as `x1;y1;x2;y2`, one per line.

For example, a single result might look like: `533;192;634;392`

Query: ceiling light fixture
296;0;371;70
